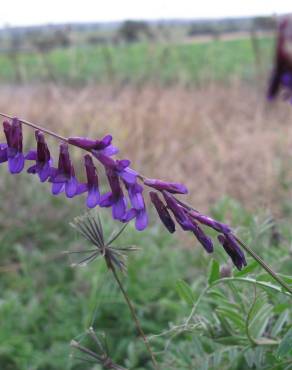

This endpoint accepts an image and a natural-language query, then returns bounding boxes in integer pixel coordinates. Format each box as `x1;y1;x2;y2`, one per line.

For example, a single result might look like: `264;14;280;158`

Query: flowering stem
0;112;68;142
1;111;290;295
110;265;159;370
234;236;292;295
175;197;292;296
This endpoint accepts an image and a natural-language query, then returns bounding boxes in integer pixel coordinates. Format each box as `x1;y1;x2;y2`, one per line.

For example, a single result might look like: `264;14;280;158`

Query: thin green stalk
234;236;292;295
110;266;159;370
174;197;292;296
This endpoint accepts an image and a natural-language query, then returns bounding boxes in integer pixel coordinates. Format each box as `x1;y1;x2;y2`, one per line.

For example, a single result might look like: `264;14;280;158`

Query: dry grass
1;81;292;214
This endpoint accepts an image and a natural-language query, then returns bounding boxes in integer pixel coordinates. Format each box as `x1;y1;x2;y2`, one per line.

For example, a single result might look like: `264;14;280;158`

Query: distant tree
117;20;153;43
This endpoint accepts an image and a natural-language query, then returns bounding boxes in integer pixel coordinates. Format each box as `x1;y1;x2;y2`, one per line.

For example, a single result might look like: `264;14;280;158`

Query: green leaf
277;328;292;358
248;300;273;339
175;279;195;306
216;307;246;332
234;260;259;277
271;310;290;338
208;259;220;285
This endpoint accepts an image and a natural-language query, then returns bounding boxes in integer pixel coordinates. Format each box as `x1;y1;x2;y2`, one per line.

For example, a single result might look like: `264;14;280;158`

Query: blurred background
1;1;292;370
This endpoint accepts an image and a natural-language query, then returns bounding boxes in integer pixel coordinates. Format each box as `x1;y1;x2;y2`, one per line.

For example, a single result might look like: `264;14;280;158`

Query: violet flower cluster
268;17;292;100
0;117;247;270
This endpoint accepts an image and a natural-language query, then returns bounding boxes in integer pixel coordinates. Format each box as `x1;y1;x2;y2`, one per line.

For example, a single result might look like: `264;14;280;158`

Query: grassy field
0;36;273;84
0;33;292;370
0;171;291;369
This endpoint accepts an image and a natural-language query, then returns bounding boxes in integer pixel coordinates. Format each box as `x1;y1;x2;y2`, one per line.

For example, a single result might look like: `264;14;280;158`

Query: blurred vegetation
0;16;276;85
0;170;291;369
0;36;274;85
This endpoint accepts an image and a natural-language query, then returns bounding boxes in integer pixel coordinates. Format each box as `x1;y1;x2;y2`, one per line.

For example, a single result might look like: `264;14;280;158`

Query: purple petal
112;196;127;220
100;145;119;157
27;164;37;174
122;208;137;222
135;209;148;231
119;168;138;184
76;183;88;195
65;176;78;198
100;192;114;207
128;183;144;210
87;187;100;208
8;153;24;174
38;163;51;182
52;182;65;195
25;149;37;160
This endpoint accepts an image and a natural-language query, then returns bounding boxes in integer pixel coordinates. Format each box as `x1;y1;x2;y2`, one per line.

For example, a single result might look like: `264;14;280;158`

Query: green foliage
0;36;273;85
0;173;291;369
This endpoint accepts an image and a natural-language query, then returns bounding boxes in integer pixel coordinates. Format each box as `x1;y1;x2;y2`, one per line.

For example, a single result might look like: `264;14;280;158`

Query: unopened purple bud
69;135;119;157
192;221;213;253
50;143;78;197
189;211;231;234
150;191;175;233
163;191;193;231
144;178;188;194
3;118;24;174
218;234;247;270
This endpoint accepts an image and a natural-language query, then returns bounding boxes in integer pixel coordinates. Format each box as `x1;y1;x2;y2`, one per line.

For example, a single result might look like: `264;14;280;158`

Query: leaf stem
234;236;292;295
110;266;159;370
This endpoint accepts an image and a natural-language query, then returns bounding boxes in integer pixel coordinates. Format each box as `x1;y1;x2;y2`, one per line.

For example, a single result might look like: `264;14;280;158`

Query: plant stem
0;112;68;142
234;236;292;295
174;197;292;296
110;266;159;370
1;111;290;296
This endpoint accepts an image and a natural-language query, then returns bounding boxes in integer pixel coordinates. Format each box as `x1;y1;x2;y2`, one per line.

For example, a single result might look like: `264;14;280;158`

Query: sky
0;0;291;28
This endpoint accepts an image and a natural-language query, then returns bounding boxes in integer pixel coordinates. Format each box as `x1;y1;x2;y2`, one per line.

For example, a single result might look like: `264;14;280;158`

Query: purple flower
3;118;25;174
83;154;100;208
100;167;127;221
162;191;194;231
268;18;292;100
144;178;188;194
150;191;175;233
191;221;214;253
68;135;118;157
97;154;138;184
218;234;247;270
26;131;52;182
50;143;78;198
189;211;231;234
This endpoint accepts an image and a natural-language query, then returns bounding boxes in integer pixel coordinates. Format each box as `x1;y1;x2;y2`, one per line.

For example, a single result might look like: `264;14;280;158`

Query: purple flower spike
50;143;78;198
144;178;188;194
84;154;100;208
189;211;231;234
26;131;52;182
192;221;213;253
68;135;118;157
3;118;25;174
150;191;175;233
218;234;247;270
163;191;194;231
